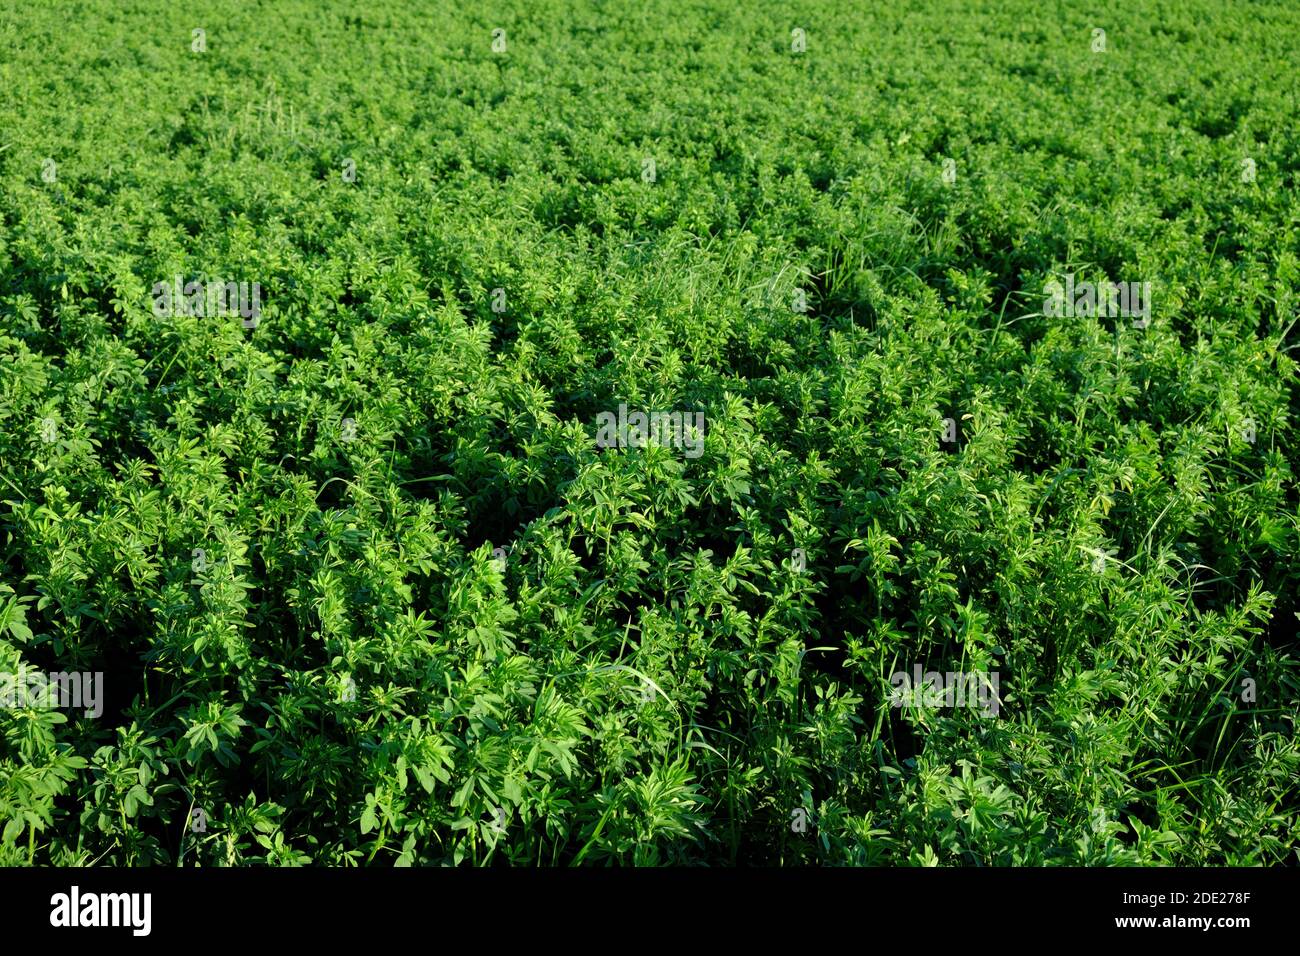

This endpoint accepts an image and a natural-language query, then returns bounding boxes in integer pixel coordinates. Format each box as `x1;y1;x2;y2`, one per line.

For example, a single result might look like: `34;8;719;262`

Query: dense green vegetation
1;0;1297;866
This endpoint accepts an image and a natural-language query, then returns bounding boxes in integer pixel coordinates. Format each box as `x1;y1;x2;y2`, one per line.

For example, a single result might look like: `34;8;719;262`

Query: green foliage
0;0;1297;866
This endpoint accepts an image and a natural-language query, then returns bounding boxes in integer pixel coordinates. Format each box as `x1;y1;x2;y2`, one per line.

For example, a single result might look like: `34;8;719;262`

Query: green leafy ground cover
0;0;1297;865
